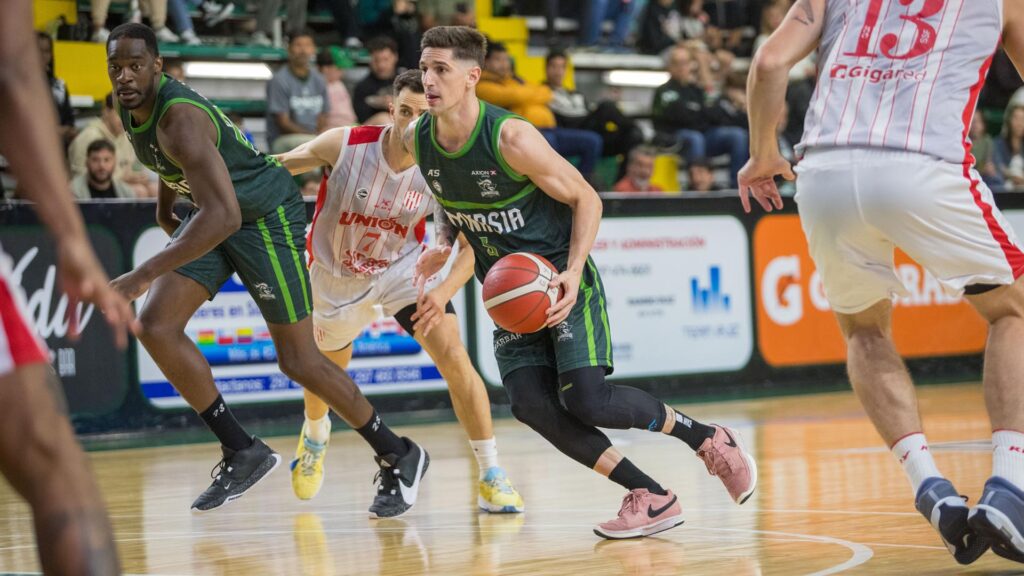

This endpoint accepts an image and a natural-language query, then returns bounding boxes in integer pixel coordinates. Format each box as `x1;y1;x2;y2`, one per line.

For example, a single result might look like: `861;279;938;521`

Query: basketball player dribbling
410;26;757;539
742;0;1024;564
0;1;137;573
275;69;524;513
106;23;428;518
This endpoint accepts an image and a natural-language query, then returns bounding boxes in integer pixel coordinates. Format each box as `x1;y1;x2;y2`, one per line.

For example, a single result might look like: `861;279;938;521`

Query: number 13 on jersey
844;0;945;60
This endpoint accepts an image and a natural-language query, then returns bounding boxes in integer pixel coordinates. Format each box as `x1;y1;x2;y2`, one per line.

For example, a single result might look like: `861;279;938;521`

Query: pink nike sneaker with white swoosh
697;424;758;504
594;489;684;540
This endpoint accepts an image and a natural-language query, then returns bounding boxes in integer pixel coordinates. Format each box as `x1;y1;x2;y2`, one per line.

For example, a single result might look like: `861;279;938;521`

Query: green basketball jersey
414;101;573;281
119;74;298;222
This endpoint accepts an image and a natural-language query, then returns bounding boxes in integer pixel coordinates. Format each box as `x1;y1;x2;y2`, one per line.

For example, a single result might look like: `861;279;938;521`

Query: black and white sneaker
369;438;429;519
192;437;281;513
969;476;1024;563
916;476;989;564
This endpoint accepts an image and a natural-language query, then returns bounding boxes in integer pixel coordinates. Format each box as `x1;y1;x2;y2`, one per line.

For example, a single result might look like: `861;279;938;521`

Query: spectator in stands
545;50;641;159
358;0;420;69
638;0;684;55
317;50;357;129
580;0;636;51
477;42;603;183
252;0;307;47
995;105;1024;190
164;59;186;82
37;33;76;149
300;176;320;197
71;140;134;200
419;0;476;29
613;146;664;193
136;0;182;43
166;0;204;45
320;0;362;49
981;50;1024;111
972;110;1004;191
266;30;329;153
652;45;747;186
354;37;401;124
69;93;155;198
686;157;721;193
707;73;747;128
701;0;758;56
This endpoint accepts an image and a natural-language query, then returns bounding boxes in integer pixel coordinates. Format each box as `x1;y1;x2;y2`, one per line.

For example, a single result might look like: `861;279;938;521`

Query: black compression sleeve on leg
557;367;668;431
504;366;614;469
609;458;667;495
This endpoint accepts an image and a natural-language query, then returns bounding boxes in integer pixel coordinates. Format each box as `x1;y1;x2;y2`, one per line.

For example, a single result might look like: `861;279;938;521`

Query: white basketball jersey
798;0;1003;164
307;125;434;277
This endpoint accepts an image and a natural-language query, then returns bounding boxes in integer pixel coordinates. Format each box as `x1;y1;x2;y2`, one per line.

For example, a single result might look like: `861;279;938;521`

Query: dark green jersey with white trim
120;74;299;222
414;101;573;281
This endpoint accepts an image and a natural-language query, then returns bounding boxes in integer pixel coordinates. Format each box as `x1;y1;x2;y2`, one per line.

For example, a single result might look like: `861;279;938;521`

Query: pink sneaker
594;489;684;540
696;424;758;504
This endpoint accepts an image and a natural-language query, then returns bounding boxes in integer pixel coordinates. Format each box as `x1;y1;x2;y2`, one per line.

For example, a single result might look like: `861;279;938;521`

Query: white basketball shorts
795;147;1024;314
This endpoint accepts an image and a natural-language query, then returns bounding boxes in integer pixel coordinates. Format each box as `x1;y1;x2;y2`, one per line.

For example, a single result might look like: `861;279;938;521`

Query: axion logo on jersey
338;212;410;238
829;64;928;83
444;207;525;235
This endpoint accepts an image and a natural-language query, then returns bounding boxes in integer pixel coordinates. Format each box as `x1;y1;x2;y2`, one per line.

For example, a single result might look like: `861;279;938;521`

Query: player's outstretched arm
1003;0;1024;78
0;0;135;347
499;118;602;327
274;127;346;175
111;104;242;301
739;0;824;213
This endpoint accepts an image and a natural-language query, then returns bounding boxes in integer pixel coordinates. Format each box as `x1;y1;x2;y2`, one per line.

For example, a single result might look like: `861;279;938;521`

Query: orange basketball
482;253;563;334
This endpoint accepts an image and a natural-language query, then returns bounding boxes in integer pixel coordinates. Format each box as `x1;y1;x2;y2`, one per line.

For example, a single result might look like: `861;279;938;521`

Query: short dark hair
107;23;159;57
315;49;335;68
104;92;114;109
87;139;116;156
420;26;487;66
546;49;568;66
393;69;424;97
289;28;315;46
628;145;657;163
688;157;712;170
485;40;507;61
366;36;399;55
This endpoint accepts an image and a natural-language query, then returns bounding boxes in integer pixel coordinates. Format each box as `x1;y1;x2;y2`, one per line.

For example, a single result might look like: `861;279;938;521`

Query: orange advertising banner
754;215;988;367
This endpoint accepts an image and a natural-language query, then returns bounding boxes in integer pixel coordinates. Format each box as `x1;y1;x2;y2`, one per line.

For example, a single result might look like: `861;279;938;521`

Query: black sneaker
192;437;281;513
368;438;429;519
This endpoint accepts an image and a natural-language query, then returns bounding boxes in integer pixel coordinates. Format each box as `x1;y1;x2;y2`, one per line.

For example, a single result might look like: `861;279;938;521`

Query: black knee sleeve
558;367;665;431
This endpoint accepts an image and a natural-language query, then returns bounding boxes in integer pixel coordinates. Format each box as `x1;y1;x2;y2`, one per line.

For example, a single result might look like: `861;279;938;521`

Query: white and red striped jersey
307;125;434;278
798;0;1002;164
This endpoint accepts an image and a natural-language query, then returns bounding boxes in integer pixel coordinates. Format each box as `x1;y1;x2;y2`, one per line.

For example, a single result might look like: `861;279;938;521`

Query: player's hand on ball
545;269;580;328
413;244;452;296
110;270;152;305
737;154;792;213
411;289;447;337
57;240;137;349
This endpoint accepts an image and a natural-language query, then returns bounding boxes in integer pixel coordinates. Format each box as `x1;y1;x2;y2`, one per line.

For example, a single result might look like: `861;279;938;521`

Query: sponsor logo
829;64;928;83
494;331;523;351
431;180;443;195
342;250;391;276
253;282;276;301
338;212;410;238
356;188;369;199
427;169;440;177
556;322;573;342
444;207;525;235
691;265;730;313
647;495;678;518
471;169;499;178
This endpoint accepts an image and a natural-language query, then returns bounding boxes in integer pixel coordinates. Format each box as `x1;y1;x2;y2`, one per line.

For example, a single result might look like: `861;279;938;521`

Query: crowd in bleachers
8;0;1024;200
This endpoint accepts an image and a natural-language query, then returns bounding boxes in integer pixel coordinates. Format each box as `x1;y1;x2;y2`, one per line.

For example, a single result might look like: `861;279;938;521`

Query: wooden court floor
0;383;1019;575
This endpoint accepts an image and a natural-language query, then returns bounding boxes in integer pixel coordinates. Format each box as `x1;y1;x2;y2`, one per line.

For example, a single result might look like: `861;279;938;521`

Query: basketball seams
483;252;559;333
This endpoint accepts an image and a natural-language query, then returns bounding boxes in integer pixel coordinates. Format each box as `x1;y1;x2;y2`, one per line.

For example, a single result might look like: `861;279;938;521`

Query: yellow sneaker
478;467;525;513
290;426;328;500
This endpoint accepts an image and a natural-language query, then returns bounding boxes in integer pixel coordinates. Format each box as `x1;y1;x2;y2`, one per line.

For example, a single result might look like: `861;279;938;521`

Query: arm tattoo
434;203;457;247
794;0;815;25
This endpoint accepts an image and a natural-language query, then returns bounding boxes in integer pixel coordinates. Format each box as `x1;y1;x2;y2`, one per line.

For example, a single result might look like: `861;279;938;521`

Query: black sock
608;458;667;495
198;394;253;452
665;408;716;451
356;410;407;457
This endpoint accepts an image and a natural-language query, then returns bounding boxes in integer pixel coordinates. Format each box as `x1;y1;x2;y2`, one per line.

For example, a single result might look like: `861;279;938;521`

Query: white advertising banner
133;226;465;409
474;216;753;384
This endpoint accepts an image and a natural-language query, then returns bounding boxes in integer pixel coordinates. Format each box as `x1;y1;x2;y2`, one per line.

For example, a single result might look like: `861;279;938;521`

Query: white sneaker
201;1;234;26
92;27;110;43
251;31;272;47
181;29;201;46
154;27;180;43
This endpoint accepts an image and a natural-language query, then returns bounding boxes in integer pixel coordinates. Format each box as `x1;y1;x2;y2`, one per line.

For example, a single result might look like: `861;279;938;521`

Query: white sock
470;438;499;477
304;412;332;445
993;430;1024;490
891;433;942;494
